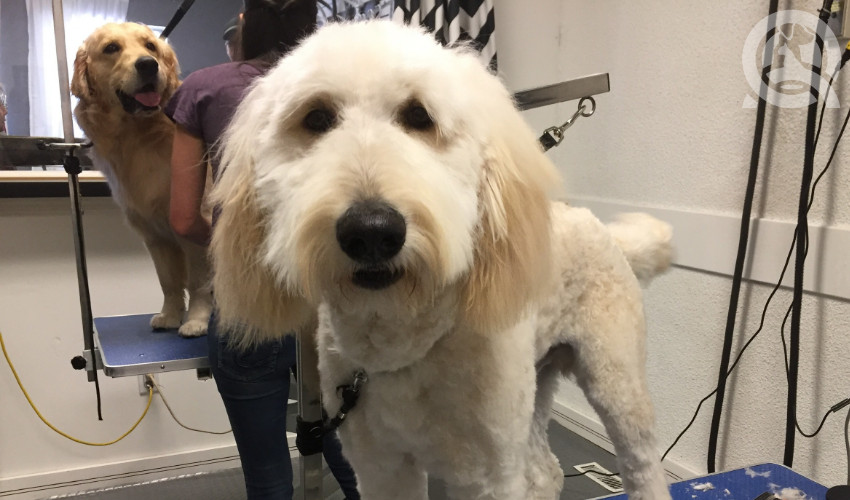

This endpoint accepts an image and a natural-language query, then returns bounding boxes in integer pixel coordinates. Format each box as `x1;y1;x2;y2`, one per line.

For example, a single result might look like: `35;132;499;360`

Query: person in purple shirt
166;2;360;498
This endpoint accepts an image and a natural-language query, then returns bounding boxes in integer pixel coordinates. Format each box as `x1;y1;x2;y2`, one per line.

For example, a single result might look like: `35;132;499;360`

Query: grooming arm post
51;0;100;392
296;316;323;500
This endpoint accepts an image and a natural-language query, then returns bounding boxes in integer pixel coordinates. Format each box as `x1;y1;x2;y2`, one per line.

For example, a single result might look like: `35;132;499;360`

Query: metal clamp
36;140;93;151
350;370;368;392
540;96;597;151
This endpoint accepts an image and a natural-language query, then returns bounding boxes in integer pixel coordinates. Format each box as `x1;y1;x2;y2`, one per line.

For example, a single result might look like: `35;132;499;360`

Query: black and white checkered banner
392;0;497;71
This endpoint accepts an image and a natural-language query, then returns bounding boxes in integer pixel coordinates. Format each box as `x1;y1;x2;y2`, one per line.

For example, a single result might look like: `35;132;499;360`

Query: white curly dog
210;20;673;500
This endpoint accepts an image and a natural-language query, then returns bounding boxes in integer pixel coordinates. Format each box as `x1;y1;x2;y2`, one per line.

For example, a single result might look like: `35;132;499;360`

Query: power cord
778;102;850;438
145;374;232;435
792;398;850;438
564;469;620;479
0;330;151;446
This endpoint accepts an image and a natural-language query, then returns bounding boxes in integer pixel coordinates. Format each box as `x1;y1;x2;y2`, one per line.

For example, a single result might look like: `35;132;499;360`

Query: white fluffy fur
212;21;673;499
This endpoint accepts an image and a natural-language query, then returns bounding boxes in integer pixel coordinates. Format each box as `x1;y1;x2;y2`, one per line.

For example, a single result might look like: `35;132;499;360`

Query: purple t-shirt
165;61;265;177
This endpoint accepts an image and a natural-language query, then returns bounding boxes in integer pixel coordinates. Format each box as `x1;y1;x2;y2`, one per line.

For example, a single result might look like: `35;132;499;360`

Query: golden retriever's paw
178;319;208;338
150;312;182;331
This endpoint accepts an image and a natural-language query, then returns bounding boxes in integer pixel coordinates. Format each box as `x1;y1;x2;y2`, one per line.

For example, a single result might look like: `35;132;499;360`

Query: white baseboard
0;445;238;499
0;433;297;500
571;196;850;301
550;400;700;483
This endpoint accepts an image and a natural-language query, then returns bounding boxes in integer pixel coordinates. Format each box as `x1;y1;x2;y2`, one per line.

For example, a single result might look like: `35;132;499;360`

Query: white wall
0;198;238;498
494;0;850;488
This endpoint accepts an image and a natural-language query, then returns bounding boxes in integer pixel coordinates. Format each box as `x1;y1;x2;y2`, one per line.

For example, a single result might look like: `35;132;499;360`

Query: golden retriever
72;22;212;337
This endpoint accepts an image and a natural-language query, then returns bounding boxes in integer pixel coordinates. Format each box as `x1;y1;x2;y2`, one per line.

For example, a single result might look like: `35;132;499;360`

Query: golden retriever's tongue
134;92;161;107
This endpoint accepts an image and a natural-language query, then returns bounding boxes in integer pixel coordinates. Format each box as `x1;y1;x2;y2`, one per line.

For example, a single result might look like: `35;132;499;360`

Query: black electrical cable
784;0;833;467
663;68;847;464
706;0;779;473
564;470;620;479
779;105;850;439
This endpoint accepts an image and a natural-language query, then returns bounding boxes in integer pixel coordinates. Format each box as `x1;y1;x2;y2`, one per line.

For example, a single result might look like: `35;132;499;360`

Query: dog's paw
150;313;182;330
178;319;208;338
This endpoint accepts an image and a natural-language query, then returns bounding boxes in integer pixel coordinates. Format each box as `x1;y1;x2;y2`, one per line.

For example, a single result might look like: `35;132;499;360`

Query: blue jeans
207;315;360;499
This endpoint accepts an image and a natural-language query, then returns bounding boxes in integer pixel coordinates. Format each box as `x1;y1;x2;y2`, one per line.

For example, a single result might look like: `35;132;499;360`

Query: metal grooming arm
513;72;610;111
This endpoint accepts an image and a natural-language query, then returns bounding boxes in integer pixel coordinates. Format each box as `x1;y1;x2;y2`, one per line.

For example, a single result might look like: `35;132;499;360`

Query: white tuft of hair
607;213;673;285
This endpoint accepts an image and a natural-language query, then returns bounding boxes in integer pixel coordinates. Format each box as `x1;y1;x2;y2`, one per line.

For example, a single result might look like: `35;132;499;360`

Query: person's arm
170;125;211;246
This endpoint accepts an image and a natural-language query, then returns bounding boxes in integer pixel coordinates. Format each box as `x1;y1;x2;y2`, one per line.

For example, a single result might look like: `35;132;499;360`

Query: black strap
159;0;196;39
323;379;363;431
294;371;367;456
706;0;778;473
295;416;325;456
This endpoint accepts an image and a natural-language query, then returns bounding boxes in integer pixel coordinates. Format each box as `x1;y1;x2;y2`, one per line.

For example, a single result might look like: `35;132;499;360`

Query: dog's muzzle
116;56;163;114
336;200;406;290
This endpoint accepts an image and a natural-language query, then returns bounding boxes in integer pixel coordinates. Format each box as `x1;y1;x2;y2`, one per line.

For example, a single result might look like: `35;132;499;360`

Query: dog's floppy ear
210;104;314;348
158;40;181;101
70;46;91;99
460;106;561;334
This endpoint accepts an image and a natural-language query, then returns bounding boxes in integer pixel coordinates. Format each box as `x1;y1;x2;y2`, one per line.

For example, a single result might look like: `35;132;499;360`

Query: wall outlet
138;374;157;396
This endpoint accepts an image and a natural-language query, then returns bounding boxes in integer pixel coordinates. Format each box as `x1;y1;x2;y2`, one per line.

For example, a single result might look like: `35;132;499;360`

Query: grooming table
594;463;828;500
93;314;209;377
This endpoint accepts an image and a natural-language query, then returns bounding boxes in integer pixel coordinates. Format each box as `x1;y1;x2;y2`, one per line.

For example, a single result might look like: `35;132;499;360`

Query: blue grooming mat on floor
595;463;827;499
93;313;210;377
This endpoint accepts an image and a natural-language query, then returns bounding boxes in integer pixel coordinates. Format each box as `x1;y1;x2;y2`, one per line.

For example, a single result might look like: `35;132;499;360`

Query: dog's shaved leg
342;449;426;500
525;349;570;499
178;242;212;337
144;238;187;330
572;338;671;500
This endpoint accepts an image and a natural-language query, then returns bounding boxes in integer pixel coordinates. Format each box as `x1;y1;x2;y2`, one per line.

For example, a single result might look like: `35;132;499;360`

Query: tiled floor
49;421;618;500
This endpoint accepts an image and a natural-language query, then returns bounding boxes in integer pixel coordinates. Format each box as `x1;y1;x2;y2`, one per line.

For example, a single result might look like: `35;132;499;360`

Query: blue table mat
94;313;209;368
599;463;827;500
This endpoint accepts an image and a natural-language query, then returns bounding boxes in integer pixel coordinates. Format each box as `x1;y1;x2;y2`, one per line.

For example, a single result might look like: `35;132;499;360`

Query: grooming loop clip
539;96;597;151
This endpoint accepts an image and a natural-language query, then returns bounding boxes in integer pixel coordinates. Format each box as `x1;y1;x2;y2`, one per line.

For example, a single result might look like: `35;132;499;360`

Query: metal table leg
297;317;323;500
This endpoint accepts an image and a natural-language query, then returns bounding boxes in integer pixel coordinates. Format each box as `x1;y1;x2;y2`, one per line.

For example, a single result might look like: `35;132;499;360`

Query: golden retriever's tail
608;213;673;286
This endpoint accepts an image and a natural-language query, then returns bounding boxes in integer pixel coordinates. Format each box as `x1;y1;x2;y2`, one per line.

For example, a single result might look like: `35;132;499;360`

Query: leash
296;369;368;456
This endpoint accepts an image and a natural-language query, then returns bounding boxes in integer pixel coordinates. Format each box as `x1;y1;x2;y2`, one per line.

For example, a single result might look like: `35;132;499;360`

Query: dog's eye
303;108;337;133
401;102;434;130
145;41;157;52
103;42;120;54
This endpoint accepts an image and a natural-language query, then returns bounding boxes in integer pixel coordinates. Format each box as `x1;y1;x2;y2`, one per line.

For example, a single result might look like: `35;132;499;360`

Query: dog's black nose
336;200;406;264
135;56;159;80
